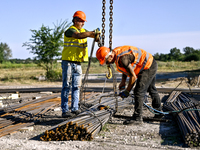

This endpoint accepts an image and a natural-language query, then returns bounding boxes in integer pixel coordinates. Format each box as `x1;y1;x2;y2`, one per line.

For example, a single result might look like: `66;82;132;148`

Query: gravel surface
0;81;200;150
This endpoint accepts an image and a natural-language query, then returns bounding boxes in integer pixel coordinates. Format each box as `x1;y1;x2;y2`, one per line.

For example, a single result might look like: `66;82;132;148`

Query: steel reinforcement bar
0;94;62;137
40;92;133;141
164;91;200;147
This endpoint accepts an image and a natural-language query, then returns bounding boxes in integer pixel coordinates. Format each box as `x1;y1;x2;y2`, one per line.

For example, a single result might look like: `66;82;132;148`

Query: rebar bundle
41;92;133;141
40;109;111;141
164;91;200;147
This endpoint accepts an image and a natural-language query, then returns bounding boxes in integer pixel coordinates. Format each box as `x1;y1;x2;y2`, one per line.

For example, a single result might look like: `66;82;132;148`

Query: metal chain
109;0;116;112
101;0;106;46
109;0;113;50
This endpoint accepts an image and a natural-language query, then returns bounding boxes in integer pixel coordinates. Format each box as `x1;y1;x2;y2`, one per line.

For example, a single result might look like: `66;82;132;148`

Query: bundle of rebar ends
40;92;132;141
40;109;111;141
164;91;200;147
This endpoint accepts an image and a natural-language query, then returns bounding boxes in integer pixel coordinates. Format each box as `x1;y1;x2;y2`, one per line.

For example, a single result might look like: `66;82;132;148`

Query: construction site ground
0;78;200;150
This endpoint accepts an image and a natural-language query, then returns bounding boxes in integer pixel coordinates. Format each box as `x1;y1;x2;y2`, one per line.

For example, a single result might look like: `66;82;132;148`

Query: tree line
1;43;199;64
1;19;200;79
153;47;200;61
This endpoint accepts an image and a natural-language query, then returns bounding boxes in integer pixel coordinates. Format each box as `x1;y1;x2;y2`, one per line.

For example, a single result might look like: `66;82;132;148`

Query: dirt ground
0;79;200;150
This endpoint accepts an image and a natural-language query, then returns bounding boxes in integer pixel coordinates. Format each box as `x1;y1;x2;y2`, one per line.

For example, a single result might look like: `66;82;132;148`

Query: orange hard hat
73;11;87;22
96;46;111;65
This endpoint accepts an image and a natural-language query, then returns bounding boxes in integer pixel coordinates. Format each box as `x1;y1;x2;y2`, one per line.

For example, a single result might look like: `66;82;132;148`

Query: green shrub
46;69;62;81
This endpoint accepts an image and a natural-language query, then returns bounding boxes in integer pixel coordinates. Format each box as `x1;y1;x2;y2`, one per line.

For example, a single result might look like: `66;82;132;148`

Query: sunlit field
0;61;199;85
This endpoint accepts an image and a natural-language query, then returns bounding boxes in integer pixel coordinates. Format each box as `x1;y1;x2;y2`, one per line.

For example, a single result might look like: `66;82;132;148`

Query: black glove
119;90;129;98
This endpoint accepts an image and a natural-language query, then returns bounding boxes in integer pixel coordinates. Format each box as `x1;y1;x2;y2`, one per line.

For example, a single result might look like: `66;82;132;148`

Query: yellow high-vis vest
62;25;88;62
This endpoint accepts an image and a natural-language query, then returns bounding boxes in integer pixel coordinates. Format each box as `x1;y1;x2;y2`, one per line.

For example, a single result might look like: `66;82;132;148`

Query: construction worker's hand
94;28;101;42
119;90;129;98
94;28;101;35
95;33;101;42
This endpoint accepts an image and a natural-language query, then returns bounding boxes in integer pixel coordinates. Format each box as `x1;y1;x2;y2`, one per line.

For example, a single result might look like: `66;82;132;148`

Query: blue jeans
61;60;82;113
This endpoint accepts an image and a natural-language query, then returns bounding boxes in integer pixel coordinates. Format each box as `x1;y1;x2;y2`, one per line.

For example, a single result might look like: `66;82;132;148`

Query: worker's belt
62;60;81;65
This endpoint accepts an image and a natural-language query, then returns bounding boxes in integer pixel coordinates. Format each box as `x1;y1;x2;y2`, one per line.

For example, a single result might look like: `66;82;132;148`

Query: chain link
101;0;113;49
109;0;113;50
101;0;106;46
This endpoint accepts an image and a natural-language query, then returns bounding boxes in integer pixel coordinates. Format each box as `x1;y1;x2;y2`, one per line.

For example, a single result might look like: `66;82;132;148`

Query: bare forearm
125;64;137;92
118;74;127;90
126;74;136;92
72;31;95;39
121;73;127;83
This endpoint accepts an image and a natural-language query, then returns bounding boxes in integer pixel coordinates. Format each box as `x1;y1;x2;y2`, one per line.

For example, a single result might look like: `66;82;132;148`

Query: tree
159;53;166;61
169;47;182;61
182;47;200;61
153;52;160;60
0;42;12;63
23;20;71;79
25;57;33;63
184;54;200;61
183;47;195;55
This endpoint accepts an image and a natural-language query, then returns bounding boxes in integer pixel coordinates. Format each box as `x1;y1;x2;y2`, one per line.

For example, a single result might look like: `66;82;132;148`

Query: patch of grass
160;139;164;144
142;138;147;141
161;136;180;145
0;67;46;85
81;62;113;74
157;61;200;72
0;62;38;69
102;123;110;132
82;61;200;74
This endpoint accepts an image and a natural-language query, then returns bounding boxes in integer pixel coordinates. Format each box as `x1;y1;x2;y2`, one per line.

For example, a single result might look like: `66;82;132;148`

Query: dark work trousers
133;58;161;117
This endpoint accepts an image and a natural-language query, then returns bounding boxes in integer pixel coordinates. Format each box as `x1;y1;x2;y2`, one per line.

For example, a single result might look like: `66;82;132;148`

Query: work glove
94;28;101;42
119;89;130;98
94;28;101;34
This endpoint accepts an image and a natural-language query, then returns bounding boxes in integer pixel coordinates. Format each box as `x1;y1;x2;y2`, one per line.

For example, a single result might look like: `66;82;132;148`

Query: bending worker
96;45;162;124
61;11;100;118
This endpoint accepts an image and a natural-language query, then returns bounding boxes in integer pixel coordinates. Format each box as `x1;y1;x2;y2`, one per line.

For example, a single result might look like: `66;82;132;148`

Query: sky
1;0;200;59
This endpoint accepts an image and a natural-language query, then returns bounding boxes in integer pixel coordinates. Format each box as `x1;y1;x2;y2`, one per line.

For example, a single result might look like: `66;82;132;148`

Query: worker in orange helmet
96;45;163;124
61;11;101;118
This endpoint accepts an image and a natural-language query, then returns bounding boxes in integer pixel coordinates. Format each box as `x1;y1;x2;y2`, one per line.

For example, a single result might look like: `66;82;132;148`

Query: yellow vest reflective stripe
114;45;153;76
62;25;88;62
64;41;87;48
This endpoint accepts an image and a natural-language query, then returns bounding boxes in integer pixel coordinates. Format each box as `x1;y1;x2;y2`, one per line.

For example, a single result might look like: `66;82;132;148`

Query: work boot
62;111;74;118
123;114;143;125
71;109;81;115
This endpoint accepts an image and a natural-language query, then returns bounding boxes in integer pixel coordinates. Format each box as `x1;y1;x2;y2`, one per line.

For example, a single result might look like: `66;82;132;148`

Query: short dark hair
72;17;80;23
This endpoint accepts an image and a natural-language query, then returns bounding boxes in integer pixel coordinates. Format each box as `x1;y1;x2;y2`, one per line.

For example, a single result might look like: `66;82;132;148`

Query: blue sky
1;0;200;59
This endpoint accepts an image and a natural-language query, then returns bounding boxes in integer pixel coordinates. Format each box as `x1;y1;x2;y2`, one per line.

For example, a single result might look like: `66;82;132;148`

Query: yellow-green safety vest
62;25;88;62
